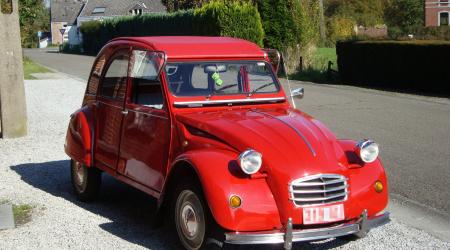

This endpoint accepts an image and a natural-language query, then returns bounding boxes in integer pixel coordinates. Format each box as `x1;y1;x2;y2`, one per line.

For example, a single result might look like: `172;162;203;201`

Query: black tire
70;159;101;202
172;181;223;250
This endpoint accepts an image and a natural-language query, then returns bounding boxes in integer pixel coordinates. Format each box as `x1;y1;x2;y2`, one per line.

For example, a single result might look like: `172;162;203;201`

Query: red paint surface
65;36;388;233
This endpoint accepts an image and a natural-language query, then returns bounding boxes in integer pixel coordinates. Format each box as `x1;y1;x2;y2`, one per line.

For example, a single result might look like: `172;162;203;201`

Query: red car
65;36;389;249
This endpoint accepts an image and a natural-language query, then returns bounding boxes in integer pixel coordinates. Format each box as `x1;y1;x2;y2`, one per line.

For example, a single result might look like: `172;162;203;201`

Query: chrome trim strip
173;97;285;107
293;179;346;186
225;212;390;245
291;184;348;194
290;192;347;202
250;110;316;157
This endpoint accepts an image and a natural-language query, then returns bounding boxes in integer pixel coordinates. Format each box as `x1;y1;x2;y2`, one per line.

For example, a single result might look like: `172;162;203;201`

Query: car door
94;48;130;170
118;50;170;192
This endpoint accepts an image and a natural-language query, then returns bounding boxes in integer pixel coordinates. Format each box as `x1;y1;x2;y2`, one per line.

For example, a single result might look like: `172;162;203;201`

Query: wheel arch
159;150;282;232
65;106;95;167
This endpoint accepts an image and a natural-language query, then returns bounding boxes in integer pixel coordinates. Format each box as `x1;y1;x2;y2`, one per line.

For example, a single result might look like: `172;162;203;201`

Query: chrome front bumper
225;210;390;249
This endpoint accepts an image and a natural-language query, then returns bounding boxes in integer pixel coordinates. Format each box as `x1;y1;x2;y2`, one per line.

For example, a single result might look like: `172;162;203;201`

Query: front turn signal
229;195;242;208
374;181;384;193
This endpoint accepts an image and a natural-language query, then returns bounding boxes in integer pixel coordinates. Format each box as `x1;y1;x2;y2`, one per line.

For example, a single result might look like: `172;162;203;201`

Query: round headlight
356;139;379;163
238;149;262;175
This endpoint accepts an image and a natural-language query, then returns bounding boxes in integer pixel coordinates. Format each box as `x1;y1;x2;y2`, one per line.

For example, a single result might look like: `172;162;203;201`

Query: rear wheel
70;159;101;202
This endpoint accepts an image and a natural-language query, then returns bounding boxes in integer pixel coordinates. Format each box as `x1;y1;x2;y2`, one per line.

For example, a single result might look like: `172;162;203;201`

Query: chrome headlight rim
238;149;262;175
356;139;379;163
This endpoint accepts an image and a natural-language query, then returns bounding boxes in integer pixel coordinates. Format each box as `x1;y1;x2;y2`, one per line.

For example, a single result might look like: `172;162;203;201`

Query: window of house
101;52;129;100
129;50;165;109
440;12;449;26
92;7;106;14
130;8;143;16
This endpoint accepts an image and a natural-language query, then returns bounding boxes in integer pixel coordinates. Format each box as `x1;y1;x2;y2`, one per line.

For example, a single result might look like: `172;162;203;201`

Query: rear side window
100;51;129;100
86;54;106;95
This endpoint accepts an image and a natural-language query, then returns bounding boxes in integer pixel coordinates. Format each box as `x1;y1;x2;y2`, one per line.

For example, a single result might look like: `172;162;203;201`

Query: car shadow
11;160;350;250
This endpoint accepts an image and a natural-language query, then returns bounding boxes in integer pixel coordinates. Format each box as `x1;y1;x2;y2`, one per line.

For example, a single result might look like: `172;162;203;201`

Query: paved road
24;48;450;218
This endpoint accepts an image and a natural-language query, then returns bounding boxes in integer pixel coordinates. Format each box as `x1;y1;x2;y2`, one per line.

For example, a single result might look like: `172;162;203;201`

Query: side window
101;51;129;100
86;54;106;95
129;50;165;109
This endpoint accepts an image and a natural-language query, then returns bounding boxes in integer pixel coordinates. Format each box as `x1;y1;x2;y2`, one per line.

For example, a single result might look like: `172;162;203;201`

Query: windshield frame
164;60;281;98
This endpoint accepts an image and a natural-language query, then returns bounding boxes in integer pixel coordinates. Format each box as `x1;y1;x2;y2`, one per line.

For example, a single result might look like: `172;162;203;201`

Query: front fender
169;149;282;231
64;106;94;166
338;139;389;218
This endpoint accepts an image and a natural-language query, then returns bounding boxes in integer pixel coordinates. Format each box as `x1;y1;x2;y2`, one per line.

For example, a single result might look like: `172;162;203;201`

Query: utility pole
0;0;28;138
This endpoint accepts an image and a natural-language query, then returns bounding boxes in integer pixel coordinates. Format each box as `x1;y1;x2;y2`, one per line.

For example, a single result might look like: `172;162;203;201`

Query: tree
324;0;385;26
162;0;210;12
384;0;424;29
19;0;49;48
1;0;13;13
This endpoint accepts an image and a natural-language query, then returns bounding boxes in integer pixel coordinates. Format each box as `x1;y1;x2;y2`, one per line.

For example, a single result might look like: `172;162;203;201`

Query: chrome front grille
289;174;348;206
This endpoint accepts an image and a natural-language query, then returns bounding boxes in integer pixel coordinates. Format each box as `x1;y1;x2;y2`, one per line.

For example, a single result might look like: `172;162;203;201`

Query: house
425;0;450;26
50;0;85;45
74;0;166;45
51;0;166;46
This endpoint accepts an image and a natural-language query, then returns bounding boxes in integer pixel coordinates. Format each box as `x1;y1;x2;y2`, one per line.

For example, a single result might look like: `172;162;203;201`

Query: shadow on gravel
11;160;350;250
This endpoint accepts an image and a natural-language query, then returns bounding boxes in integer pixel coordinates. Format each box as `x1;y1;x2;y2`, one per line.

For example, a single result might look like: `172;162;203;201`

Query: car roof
111;36;266;60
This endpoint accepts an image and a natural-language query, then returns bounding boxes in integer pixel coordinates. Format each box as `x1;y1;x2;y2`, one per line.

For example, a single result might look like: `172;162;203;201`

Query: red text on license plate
303;204;345;225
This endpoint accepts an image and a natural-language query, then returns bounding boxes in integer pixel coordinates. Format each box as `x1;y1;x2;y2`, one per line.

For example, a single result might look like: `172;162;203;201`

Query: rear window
86;54;106;95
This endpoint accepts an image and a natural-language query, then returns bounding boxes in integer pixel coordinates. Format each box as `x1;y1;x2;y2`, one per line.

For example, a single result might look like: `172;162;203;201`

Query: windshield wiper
249;82;275;95
216;83;238;92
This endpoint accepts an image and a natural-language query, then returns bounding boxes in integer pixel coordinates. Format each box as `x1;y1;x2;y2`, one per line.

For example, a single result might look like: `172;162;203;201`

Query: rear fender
165;149;282;231
64;106;94;166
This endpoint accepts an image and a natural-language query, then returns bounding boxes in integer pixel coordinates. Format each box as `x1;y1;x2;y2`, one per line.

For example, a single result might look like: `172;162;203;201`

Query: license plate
303;204;345;225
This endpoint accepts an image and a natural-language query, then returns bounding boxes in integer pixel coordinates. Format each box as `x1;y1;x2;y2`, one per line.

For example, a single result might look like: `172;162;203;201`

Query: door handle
122;110;129;115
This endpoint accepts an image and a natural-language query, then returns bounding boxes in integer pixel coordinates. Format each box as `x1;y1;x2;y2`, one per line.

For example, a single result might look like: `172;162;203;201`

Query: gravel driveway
0;75;449;249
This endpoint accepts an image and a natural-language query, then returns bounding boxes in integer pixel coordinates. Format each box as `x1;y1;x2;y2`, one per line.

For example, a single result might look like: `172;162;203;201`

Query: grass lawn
291;47;337;83
23;57;51;80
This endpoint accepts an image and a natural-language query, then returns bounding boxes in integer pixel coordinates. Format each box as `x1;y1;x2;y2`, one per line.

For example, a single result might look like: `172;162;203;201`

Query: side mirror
291;88;304;99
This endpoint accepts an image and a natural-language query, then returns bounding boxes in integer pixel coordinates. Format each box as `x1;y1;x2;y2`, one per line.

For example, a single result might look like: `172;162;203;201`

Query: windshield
165;61;280;97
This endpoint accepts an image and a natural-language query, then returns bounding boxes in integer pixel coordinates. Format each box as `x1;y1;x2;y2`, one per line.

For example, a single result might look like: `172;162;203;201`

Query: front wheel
70;159;101;202
175;188;207;250
173;182;224;250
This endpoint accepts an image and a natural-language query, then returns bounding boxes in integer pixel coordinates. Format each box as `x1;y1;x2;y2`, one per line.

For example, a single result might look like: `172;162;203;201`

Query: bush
387;26;450;40
337;40;450;95
326;17;355;46
61;43;82;54
80;1;264;55
258;0;320;73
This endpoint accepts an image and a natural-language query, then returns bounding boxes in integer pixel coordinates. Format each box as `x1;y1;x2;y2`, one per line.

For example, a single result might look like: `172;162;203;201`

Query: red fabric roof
112;36;265;59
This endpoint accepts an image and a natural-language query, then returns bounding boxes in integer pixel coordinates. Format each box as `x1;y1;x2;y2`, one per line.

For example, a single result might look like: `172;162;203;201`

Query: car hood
176;108;350;223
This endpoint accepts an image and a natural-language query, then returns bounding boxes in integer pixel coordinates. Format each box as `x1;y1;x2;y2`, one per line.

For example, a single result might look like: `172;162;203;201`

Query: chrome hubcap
181;203;199;239
74;161;85;186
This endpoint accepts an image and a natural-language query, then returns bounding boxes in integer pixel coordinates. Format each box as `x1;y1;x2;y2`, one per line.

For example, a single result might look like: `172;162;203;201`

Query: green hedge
337;40;450;95
80;10;195;55
194;1;264;47
80;1;264;55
